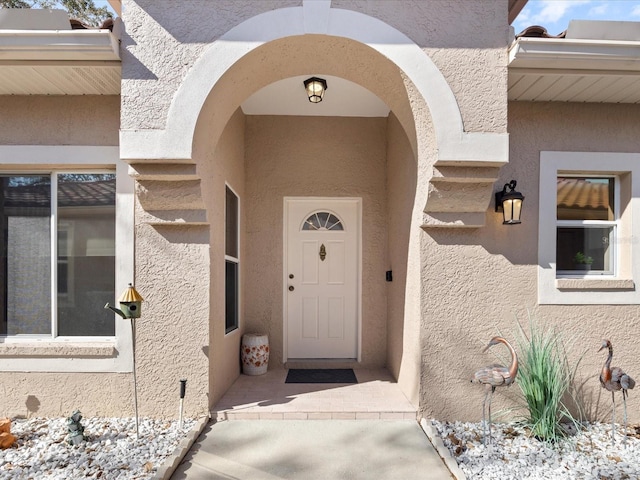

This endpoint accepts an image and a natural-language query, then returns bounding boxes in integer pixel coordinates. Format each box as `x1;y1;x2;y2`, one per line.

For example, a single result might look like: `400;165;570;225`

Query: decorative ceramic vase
241;333;269;375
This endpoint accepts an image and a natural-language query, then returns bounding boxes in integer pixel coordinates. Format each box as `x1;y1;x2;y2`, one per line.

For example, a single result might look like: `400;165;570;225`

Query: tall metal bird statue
471;336;518;445
599;339;635;445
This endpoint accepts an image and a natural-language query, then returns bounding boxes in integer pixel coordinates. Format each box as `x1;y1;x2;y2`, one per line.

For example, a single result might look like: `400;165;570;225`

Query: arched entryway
121;1;508;414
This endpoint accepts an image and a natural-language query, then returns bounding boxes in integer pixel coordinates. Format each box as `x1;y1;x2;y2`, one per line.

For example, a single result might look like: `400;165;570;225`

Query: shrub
515;316;583;443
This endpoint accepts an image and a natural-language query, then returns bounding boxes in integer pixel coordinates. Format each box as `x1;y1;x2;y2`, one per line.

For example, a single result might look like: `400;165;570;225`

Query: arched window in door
302;212;344;231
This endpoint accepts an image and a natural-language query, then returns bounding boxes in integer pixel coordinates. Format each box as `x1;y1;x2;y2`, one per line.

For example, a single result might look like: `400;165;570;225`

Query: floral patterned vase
241;333;269;375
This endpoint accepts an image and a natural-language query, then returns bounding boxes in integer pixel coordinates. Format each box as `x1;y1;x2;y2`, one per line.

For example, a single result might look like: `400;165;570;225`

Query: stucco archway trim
120;1;508;168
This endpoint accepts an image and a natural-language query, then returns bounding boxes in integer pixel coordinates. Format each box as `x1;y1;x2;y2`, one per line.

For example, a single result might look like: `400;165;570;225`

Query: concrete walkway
171;420;455;479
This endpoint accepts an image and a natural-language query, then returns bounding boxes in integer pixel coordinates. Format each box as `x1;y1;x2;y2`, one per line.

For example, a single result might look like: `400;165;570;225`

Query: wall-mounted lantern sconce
304;77;327;103
495;180;524;225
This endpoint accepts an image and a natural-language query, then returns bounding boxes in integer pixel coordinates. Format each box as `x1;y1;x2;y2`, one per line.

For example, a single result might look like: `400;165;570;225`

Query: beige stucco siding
196;107;247;407
0;96;119;146
0;95;126;418
385;112;419;406
419;101;640;422
0;372;133;418
121;1;507;137
120;0;300;130
244;115;388;367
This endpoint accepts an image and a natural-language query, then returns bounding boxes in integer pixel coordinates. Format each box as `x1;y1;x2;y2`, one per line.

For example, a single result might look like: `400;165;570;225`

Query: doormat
285;368;358;384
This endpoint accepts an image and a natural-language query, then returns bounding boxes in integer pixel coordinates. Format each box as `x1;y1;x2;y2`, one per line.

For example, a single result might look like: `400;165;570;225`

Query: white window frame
539;151;640;304
0;146;134;372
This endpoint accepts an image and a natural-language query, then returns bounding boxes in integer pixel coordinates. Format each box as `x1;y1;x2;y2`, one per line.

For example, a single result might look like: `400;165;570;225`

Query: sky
512;0;640;35
92;1;640;36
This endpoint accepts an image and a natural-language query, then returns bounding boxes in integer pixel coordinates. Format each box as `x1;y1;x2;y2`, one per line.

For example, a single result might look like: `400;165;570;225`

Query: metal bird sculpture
599;339;636;445
471;336;518;445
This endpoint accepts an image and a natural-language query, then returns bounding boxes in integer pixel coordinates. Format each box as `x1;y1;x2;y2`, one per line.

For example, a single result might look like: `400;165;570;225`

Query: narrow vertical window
225;186;239;333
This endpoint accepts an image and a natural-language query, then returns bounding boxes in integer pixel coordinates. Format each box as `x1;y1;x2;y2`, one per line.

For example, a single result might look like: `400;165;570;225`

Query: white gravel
431;420;640;479
0;416;196;479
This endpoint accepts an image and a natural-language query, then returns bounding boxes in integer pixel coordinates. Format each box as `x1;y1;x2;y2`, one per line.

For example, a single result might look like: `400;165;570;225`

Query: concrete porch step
211;368;417;422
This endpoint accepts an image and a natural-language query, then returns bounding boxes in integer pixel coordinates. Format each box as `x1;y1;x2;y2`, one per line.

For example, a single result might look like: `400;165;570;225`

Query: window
225;185;239;333
302;212;344;231
0;173;116;337
538;152;640;304
556;177;616;276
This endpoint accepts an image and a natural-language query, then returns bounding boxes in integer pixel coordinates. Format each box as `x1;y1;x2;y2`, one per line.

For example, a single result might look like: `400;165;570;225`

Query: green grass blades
515;315;583;443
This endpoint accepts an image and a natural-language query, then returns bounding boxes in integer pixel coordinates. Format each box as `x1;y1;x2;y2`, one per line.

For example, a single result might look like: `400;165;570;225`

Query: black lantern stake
495;180;524;225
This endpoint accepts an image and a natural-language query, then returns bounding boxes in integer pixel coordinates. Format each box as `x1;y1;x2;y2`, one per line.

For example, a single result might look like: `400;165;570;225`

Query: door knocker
319;244;326;261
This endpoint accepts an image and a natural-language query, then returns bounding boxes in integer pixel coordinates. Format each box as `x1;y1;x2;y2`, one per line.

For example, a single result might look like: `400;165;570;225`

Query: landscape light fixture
495;180;524;225
304;77;327;103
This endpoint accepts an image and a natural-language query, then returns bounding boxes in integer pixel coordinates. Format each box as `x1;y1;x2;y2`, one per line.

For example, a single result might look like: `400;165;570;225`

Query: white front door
284;198;360;359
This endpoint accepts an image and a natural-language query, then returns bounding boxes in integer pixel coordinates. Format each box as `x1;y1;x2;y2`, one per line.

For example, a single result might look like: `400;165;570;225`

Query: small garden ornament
471;336;519;445
66;410;87;446
599;339;635;445
105;283;144;439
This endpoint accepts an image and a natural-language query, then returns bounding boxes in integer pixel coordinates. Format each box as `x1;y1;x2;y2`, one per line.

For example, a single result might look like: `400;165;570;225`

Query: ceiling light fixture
303;77;327;103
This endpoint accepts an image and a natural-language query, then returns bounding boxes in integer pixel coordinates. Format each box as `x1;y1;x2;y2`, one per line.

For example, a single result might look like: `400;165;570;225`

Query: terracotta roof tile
557;178;611;220
70;18;114;31
516;25;567;38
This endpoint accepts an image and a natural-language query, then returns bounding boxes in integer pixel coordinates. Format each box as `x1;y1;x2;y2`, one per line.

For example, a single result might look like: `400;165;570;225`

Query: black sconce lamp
495;180;524;225
303;77;327;103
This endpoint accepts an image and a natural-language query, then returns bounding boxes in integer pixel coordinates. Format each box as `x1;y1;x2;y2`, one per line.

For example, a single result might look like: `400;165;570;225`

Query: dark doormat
285;368;358;384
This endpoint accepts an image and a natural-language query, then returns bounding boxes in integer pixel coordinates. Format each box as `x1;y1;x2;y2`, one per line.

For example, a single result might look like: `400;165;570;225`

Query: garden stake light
179;379;187;429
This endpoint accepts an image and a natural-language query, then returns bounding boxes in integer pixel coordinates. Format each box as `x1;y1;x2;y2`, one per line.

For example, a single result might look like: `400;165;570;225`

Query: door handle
288;285;294;291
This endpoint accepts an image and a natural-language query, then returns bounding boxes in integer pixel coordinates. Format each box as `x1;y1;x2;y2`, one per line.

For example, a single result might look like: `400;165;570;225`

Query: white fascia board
509;37;640;72
0;30;120;61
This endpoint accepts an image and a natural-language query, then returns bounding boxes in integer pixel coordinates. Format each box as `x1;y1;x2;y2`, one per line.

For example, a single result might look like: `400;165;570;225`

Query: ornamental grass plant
514;316;584;443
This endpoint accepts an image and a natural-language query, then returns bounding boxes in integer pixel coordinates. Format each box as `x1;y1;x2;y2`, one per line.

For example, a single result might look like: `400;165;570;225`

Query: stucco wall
121;0;507;136
419;101;640;422
244;115;388;367
195;107;247;407
333;0;509;133
121;0;300;130
385;112;419;405
132;223;209;417
0;96;119;146
0;95;131;417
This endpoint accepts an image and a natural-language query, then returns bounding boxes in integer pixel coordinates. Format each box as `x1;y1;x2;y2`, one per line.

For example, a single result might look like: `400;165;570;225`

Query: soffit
508;24;640;103
0;29;120;95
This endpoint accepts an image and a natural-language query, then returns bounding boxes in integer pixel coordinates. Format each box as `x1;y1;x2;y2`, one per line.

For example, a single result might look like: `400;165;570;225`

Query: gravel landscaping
0;416;197;479
432;419;640;479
